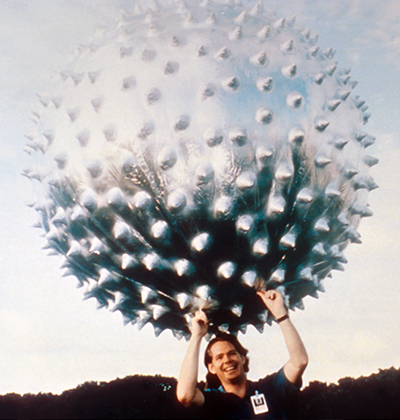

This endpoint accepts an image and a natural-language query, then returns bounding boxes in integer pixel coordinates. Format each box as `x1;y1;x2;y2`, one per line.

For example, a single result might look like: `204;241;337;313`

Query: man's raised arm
257;290;308;386
176;310;208;409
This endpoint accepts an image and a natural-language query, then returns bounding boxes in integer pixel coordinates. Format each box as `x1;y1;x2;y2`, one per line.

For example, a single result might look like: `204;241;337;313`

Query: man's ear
208;363;216;375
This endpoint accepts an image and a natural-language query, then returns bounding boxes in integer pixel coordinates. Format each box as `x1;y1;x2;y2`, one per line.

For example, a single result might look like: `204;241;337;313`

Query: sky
0;0;400;395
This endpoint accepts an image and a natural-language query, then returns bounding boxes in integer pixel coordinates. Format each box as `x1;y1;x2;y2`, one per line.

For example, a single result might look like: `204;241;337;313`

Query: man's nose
223;354;232;363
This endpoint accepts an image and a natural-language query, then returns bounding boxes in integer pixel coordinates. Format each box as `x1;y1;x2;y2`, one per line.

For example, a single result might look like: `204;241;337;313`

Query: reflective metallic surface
25;0;377;338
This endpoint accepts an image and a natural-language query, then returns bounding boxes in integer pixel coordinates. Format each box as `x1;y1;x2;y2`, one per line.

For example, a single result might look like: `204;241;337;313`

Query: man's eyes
215;351;238;360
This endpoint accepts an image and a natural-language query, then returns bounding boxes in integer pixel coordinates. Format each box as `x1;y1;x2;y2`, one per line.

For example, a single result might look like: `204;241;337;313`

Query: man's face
207;340;246;384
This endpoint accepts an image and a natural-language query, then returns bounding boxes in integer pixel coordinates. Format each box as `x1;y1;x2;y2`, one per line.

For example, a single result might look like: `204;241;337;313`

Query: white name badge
250;391;269;415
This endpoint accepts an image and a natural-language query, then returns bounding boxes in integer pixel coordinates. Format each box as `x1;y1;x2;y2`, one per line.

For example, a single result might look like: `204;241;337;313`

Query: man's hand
256;289;287;319
190;310;209;338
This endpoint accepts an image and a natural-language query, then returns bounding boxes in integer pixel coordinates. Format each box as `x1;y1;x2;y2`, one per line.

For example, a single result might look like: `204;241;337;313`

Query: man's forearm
279;317;308;384
176;334;203;406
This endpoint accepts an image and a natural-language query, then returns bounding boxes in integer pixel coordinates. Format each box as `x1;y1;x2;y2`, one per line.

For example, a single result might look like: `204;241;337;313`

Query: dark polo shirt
198;368;299;419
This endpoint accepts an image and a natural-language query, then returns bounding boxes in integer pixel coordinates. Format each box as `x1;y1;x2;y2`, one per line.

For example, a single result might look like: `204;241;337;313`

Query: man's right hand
190;310;209;338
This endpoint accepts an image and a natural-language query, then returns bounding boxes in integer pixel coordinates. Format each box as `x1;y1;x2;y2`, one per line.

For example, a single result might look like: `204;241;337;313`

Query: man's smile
224;363;239;373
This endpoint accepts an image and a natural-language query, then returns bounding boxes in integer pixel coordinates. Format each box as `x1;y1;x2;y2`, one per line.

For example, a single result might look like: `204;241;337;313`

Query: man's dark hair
204;333;250;373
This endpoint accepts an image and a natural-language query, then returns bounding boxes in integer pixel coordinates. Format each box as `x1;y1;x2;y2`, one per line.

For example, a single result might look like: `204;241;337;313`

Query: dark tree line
0;367;399;419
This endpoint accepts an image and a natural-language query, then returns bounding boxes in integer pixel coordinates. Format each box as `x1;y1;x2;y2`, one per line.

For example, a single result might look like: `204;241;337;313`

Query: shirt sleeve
273;367;301;396
258;367;300;403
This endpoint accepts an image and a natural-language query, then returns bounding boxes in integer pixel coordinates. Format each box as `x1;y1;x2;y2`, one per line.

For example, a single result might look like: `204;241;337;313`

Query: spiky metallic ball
25;0;378;339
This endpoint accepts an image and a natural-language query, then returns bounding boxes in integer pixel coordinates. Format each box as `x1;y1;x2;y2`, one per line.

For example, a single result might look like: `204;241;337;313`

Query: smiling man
176;290;308;419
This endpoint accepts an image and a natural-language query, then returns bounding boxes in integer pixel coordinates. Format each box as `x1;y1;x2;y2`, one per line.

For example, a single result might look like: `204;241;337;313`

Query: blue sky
0;0;399;395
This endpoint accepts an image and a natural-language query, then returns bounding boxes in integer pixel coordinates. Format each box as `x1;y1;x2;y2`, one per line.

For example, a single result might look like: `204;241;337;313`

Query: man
176;289;308;419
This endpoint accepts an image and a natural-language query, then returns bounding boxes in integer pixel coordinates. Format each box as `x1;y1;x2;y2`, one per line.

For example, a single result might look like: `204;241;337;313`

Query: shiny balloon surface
25;0;378;338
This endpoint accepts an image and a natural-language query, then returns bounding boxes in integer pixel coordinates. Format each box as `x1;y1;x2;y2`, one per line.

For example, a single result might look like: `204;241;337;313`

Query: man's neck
221;376;247;398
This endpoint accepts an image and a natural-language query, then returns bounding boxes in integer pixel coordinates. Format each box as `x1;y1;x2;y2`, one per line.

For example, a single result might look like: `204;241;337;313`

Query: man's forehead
210;340;237;356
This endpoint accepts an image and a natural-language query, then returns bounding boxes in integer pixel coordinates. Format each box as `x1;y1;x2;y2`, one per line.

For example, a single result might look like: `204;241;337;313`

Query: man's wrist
276;314;289;323
190;331;206;342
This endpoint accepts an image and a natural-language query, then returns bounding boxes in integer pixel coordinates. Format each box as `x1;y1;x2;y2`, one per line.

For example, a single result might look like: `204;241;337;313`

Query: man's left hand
256;289;287;319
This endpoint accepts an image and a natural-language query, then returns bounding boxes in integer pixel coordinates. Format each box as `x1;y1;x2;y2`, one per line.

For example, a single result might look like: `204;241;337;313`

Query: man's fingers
194;310;209;323
257;290;275;299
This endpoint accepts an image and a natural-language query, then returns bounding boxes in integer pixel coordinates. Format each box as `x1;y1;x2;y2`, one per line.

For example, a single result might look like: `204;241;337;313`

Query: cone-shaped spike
282;63;297;78
236;215;254;233
88;71;100;84
257;26;271;39
151;220;169;239
67;241;83;257
204;128;223;147
194;285;209;299
133;191;152;210
275;161;294;181
314;72;325;85
231;304;243;317
176;292;191;310
266;194;286;218
80;189;97;212
195;162;214;185
200;83;216;101
70;206;87;223
167;190;187;212
241;271;257;287
140;286;157;304
327;99;341;111
256;77;273;92
325;182;341;198
314;118;330;131
287;92;303;108
90;237;108;256
279;230;297;249
334;137;349;149
271;268;285;283
296;188;313;203
256;145;274;169
121;253;138;270
236;171;256;190
229;26;243;41
251;51;268;66
255;107;273;124
91;96;104;112
249;1;263;17
174;259;193;277
235;11;247;24
158;147;177;170
217;262;236;279
315;153;332;167
222;76;240;92
142;253;163;271
152;304;169;321
214;196;234;218
314;217;330;233
288;128;305;145
191;232;211;253
299;267;313;281
52;207;67;225
253;238;269;256
98;268;113;285
281;39;294;53
216;46;231;60
350;203;373;217
312;242;326;257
